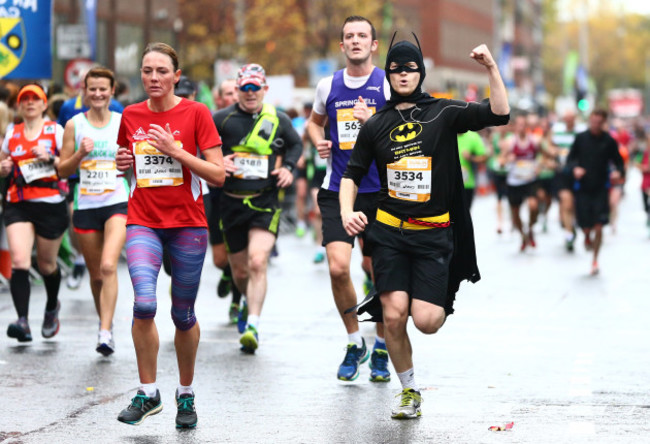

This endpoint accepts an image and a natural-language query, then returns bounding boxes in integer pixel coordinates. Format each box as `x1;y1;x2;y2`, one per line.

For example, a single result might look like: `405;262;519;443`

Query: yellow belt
376;208;450;230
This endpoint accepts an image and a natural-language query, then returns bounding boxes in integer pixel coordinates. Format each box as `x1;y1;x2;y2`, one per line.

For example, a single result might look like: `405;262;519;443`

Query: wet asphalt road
1;170;649;443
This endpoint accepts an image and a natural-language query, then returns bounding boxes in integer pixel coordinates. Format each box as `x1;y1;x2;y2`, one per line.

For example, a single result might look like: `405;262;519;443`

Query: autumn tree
542;0;650;103
177;0;394;87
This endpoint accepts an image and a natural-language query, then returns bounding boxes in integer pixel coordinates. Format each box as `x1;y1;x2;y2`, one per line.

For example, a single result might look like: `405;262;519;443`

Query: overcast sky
558;0;650;19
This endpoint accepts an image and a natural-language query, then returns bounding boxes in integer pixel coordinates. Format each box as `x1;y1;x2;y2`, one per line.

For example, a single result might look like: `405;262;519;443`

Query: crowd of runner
0;14;648;428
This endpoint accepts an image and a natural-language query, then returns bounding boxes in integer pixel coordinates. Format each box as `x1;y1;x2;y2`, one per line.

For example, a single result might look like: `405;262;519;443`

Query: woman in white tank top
58;67;127;357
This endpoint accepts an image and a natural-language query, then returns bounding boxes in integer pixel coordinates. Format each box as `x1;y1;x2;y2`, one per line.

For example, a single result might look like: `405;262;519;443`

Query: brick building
53;0;179;98
391;0;497;98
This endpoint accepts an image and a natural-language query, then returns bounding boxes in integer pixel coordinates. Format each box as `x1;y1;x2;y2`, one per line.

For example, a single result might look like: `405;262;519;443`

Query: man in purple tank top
307;16;391;382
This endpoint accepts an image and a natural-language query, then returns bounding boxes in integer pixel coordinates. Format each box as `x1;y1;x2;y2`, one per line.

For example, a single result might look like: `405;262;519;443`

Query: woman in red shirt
114;43;224;429
0;84;67;342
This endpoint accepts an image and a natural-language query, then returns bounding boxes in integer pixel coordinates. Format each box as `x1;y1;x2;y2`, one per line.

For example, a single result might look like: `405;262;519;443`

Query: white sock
74;253;86;266
565;232;575;241
348;331;363;347
140;382;157;398
374;336;386;345
247;315;260;329
397;368;418;392
177;385;193;396
98;329;112;342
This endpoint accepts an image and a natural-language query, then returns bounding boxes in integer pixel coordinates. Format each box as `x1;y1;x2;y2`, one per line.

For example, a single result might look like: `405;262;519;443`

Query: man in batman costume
340;33;509;419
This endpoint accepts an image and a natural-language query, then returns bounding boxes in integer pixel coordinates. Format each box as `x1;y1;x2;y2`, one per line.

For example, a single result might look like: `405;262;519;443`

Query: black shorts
489;171;508;200
4;200;69;239
206;186;224;245
220;190;281;254
73;202;128;231
575;189;609;228
507;182;538;207
369;221;455;314
310;169;326;190
66;177;79;203
317;188;377;256
555;169;575;192
538;176;554;195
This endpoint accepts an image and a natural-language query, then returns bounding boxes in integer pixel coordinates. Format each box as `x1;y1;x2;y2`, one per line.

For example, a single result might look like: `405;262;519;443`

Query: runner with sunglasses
213;64;302;353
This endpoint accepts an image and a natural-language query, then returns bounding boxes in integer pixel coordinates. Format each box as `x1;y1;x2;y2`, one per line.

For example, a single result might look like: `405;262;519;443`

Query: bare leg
326;242;358;334
132;318;159;384
175;322;200;386
380;291;411;373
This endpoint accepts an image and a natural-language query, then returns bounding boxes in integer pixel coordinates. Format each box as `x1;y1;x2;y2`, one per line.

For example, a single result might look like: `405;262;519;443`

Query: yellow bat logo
0;17;26;78
390;123;422;142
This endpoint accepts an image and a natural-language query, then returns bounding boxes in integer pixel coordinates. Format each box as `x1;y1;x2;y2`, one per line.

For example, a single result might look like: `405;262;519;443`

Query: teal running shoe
117;390;163;425
369;348;391;382
240;325;259;354
337;338;369;381
175;390;197;429
313;251;325;263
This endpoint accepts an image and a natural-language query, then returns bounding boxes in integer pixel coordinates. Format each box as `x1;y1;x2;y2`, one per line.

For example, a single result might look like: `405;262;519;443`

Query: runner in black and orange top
114;43;224;429
0;84;67;343
58;67;127;357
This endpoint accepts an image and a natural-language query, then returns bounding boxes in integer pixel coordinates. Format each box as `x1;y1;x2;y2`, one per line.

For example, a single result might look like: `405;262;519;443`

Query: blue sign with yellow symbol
0;1;52;79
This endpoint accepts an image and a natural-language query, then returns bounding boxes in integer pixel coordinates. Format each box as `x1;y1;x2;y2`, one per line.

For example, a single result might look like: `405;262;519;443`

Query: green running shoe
391;388;422;419
240;325;259;354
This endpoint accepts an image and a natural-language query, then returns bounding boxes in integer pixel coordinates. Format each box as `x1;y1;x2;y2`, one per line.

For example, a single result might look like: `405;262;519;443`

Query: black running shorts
507;182;537;207
575;188;609;228
369;221;455;314
317;188;377;256
73;202;128;231
220;190;281;254
4;200;69;239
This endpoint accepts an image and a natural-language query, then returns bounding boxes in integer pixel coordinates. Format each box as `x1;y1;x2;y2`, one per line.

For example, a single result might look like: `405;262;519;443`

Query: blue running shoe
237;299;248;334
369;348;391;382
337;338;369;381
240;325;259;354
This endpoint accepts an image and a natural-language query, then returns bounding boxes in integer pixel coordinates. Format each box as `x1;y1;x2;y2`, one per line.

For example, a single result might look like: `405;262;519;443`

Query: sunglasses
239;84;262;92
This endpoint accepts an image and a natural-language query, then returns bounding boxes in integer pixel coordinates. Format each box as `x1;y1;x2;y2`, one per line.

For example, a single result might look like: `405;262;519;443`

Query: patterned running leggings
126;225;208;331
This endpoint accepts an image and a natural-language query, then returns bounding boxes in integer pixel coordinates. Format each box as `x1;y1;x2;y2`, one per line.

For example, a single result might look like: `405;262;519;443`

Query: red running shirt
116;99;221;228
2;121;64;203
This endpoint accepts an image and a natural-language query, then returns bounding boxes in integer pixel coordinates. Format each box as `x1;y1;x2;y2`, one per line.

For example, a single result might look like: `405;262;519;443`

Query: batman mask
384;33;430;106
